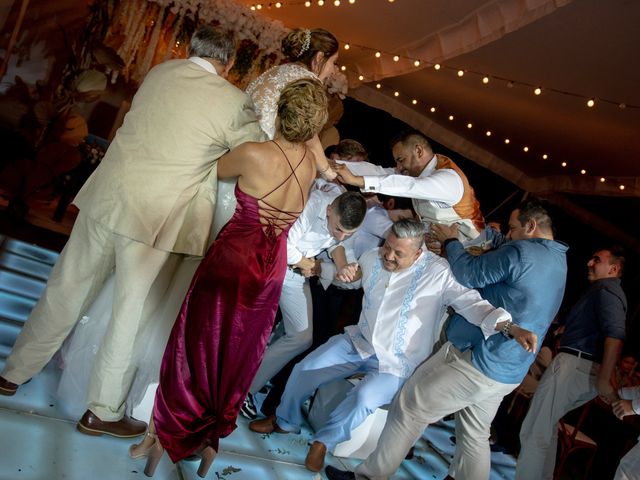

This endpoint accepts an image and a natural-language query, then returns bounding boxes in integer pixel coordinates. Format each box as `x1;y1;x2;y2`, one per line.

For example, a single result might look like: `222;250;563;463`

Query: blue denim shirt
445;236;568;384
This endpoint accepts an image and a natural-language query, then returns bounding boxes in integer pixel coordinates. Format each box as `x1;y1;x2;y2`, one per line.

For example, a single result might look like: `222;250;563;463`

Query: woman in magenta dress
128;78;328;477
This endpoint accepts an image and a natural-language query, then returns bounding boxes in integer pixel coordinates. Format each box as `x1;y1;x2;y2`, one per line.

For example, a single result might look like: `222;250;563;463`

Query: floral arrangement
103;0;287;85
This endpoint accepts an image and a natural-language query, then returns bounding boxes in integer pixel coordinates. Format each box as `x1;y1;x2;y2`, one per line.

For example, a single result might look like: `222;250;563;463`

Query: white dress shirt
286;181;342;265
345;247;511;378
360;155;463;207
318;205;392;289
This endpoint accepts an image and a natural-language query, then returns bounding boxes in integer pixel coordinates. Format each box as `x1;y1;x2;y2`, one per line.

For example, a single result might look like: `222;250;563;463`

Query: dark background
336;97;640;353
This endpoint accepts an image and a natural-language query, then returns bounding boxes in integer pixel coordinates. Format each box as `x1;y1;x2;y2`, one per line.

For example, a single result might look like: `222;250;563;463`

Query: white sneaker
240;393;257;420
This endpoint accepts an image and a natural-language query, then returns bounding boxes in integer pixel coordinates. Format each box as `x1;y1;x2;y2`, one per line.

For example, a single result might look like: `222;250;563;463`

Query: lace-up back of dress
256;140;308;241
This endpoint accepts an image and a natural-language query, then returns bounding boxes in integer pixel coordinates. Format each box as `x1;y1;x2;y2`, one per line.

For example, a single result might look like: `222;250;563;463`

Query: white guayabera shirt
345;247;511;378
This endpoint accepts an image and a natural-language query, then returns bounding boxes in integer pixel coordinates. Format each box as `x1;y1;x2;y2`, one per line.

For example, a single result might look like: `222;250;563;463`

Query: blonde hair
277;78;328;143
281;28;339;68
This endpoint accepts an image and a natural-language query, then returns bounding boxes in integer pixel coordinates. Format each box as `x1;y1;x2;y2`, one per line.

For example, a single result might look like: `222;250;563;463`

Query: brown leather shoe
305;441;327;472
0;376;18;396
248;415;289;434
77;410;147;438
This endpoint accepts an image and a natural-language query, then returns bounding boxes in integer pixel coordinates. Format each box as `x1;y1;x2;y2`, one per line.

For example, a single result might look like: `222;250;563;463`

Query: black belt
558;346;596;362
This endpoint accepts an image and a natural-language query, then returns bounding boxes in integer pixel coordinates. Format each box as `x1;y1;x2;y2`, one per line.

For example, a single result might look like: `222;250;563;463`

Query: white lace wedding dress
56;62;317;418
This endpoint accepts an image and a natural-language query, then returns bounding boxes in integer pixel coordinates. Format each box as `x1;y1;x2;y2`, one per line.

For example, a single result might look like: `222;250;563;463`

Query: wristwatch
501;320;514;339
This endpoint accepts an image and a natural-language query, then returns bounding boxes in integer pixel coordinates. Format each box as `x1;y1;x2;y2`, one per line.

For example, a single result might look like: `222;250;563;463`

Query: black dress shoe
0;376;19;396
325;465;356;480
77;410;147;438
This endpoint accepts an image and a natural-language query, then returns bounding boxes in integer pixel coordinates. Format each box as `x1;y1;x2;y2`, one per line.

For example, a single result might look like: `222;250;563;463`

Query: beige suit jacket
74;59;266;256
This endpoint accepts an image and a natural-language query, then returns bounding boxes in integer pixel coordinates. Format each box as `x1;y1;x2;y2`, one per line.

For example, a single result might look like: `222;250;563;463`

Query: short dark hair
515;199;553;234
602;245;626;277
335;139;368;160
332;192;366;230
389;129;432;151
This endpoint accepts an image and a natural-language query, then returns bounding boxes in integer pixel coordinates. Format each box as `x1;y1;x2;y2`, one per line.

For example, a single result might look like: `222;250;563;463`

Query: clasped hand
335;262;360;283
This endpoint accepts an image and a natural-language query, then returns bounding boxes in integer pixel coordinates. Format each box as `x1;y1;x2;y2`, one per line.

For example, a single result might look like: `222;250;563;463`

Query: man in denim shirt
516;247;627;480
325;200;567;480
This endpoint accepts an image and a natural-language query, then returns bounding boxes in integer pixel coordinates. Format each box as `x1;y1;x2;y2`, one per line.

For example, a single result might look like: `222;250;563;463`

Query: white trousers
615;439;640;480
516;352;598;480
249;268;313;393
354;343;517;480
2;213;171;420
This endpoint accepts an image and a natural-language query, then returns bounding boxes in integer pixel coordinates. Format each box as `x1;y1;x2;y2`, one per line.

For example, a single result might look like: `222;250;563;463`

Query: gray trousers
516;352;599;480
354;342;517;480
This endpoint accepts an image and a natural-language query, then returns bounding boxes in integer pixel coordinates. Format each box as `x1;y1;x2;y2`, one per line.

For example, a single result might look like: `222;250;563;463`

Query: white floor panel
0;236;518;479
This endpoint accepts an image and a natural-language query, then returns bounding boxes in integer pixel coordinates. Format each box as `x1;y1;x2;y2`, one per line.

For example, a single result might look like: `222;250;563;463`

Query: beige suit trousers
2;212;171;420
354;343;517;480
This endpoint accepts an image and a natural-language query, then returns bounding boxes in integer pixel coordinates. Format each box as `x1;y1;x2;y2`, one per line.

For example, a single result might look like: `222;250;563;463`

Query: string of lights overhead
364;79;628;191
250;0;364;10
247;0;633;189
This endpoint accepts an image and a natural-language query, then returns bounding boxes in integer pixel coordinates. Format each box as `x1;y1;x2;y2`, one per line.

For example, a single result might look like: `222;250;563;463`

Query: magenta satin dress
153;147;305;462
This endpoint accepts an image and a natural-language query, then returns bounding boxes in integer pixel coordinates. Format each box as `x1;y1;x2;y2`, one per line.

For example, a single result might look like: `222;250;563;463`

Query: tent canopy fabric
239;0;639;198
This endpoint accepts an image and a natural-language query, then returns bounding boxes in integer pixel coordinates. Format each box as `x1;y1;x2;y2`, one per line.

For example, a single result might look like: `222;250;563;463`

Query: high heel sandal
129;431;158;459
197;446;217;478
143;439;165;477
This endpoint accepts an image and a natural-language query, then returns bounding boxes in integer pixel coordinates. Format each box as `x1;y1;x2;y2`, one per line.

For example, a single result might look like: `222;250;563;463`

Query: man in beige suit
0;26;265;437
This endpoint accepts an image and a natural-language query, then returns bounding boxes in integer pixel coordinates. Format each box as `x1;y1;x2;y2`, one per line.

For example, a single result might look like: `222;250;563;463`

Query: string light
534;87;542;95
341;65;346;71
430;107;436;112
393;55;400;62
587;99;595;107
619;185;625;190
305;1;311;5
486;131;492;136
414;60;420;67
434;63;441;70
275;1;282;6
600;177;606;182
504;139;510;144
580;169;586;174
412;99;418;105
467;123;473;129
482;76;489;84
561;162;567;167
376;83;381;89
318;0;324;5
542;154;548;159
334;0;340;5
358;75;364;81
394;91;399;97
523;146;529;152
375;51;381;58
344;44;350;50
448;115;454;120
457;70;464;77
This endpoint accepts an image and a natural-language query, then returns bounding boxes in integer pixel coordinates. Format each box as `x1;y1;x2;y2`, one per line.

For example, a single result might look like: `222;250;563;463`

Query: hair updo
281;28;339;69
277;78;329;143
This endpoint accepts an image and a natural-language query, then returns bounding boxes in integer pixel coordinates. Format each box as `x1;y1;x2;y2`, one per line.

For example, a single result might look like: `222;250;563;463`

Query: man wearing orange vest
334;129;484;244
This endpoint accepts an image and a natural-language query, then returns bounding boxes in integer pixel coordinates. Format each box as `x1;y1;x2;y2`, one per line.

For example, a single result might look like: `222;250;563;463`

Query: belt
558;346;596;362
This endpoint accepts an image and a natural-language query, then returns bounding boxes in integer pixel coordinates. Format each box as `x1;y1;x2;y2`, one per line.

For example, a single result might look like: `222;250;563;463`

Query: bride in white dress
56;27;340;418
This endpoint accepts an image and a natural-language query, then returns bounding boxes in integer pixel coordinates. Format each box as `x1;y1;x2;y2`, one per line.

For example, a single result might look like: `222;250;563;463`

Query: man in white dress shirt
0;26;265;437
249;219;516;473
334;129;484;244
245;186;367;408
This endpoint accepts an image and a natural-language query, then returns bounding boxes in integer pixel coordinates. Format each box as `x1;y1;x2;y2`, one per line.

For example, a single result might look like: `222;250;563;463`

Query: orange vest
435;154;485;232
